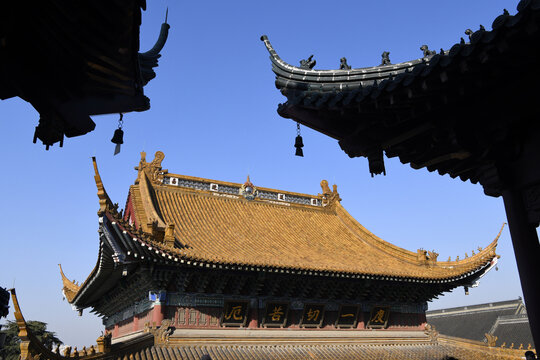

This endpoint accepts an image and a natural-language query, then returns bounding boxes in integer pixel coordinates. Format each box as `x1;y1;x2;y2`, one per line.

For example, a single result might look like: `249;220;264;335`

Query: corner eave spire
92;157;115;216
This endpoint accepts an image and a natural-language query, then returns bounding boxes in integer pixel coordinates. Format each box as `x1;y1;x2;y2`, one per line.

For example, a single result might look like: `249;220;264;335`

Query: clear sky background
0;0;532;348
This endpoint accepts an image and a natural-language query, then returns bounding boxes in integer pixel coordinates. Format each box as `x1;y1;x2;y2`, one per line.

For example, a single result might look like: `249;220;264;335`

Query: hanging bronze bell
111;128;124;145
294;135;304;157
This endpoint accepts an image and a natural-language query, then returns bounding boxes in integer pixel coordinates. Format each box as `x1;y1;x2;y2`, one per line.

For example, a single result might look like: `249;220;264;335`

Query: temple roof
261;0;540;199
77;151;497;281
59;151;501;309
123;151;500;278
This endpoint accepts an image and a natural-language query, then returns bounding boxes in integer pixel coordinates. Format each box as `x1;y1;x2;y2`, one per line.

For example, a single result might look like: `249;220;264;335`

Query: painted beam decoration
367;306;390;329
262;302;289;327
336;305;359;328
221;301;249;327
300;304;325;328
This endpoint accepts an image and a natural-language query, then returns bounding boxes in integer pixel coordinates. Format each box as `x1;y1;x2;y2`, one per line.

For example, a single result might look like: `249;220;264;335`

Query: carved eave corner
58;264;80;303
92;157;118;216
433;222;505;269
319;180;342;210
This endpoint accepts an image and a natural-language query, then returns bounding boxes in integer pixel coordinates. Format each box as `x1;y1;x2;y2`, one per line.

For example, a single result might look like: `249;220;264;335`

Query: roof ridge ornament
239;175;258;200
380;51;391;66
299;55;316;69
320;180;341;209
420;45;436;59
340;57;351;70
135;151;168;185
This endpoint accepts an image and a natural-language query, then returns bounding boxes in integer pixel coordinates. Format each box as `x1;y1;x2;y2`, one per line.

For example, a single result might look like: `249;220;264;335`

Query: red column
152;304;165;326
356;311;365;329
133;314;139;332
248;307;258;328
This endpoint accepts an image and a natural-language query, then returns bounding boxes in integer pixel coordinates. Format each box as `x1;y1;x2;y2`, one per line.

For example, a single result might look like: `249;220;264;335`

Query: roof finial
240;175;257;200
299;55;316;69
380;51;391;66
165;7;168;24
420;45;436;58
340;57;351;70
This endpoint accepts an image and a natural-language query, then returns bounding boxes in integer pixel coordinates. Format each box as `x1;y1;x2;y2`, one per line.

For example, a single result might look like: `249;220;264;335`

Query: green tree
0;320;62;360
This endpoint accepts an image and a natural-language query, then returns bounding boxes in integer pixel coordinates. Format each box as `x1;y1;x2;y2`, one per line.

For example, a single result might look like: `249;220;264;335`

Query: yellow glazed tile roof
122;151;500;280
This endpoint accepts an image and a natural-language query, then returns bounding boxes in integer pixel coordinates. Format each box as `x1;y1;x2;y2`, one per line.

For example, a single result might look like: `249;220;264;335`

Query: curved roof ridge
133;151;168;232
260;35;422;78
138;169;167;228
333;202;420;264
436;223;503;268
334;203;501;271
58;264;80;302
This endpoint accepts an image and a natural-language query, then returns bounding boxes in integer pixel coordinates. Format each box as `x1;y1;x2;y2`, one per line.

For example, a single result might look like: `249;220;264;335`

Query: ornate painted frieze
168;294;224;308
103;300;153;327
163;176;321;206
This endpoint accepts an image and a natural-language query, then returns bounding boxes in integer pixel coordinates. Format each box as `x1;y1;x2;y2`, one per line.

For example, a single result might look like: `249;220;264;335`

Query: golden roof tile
123;151;501;280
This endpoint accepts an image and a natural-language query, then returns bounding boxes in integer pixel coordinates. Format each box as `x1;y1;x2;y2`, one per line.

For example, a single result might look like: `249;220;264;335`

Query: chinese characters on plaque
300;304;325;327
263;302;289;327
221;301;249;326
335;305;359;328
367;306;390;328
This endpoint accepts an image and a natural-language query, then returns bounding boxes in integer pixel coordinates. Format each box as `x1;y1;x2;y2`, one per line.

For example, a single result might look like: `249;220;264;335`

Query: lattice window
189;309;197;325
178;307;186;325
200;311;207;325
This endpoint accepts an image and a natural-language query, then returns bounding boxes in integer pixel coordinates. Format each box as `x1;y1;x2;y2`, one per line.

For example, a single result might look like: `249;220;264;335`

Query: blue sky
0;0;529;348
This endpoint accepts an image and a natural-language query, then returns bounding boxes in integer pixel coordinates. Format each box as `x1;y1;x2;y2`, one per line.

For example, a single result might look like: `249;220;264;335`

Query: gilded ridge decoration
239;175;258;200
320;180;341;209
135;151;168;185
